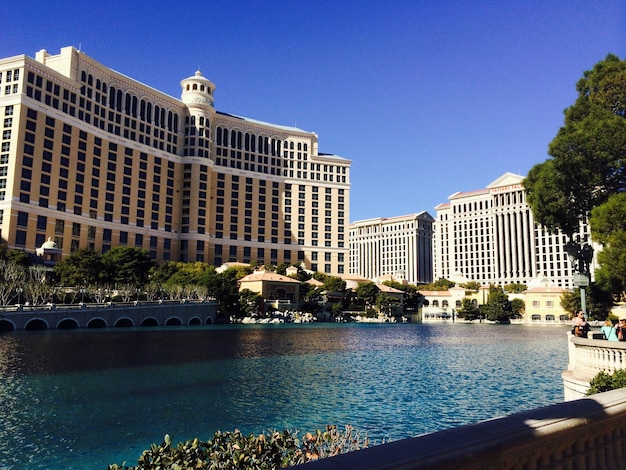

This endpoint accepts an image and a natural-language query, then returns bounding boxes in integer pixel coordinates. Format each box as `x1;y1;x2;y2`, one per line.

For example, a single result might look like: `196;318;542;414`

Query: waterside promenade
0;300;217;331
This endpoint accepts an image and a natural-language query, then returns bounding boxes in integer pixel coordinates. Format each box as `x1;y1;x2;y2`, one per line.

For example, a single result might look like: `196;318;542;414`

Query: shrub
109;425;369;470
587;369;626;395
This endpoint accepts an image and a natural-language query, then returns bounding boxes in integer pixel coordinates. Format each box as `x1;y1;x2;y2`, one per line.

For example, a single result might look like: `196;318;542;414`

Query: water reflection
0;323;568;469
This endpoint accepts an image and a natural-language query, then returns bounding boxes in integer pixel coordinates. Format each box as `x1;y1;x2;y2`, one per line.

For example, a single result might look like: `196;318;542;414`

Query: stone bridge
0;300;217;331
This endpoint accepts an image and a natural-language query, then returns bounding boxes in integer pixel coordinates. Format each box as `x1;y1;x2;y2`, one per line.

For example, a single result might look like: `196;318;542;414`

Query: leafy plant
587;369;626;395
109;425;370;470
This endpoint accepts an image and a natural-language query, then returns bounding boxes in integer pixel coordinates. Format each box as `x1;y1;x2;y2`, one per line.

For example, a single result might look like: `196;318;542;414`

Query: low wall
563;332;626;400
297;388;626;470
0;300;217;331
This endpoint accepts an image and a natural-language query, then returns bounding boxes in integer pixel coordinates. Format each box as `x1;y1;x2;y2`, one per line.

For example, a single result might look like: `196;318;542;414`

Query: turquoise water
0;322;568;469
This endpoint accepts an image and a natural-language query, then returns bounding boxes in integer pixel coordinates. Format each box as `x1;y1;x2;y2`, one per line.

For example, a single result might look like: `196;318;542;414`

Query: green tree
355;281;379;310
323;276;346;293
376;293;401;317
524;54;626;237
461;281;481;291
53;248;104;286
510;298;525;319
101;247;154;286
503;283;527;294
482;286;513;323
590;193;626;301
560;285;612;321
457;298;481;321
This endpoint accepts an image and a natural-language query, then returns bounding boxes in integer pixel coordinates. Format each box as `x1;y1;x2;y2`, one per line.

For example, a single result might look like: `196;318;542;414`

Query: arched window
455;300;462;307
146;103;152;122
116;89;123;112
244;133;250;151
140;100;146;120
131;96;138;117
81;71;87;82
167;111;173;130
237;131;242;149
532;314;541;321
230;130;237;148
251;135;256;153
442;300;449;307
222;127;228;147
88;74;93;86
216;127;222;146
160;108;165;128
192;83;197;90
96;79;101;90
546;315;555;321
173;115;178;133
190;115;195;126
154;106;160;126
125;94;131;115
101;82;107;95
199;116;204;126
432;300;439;307
109;87;116;109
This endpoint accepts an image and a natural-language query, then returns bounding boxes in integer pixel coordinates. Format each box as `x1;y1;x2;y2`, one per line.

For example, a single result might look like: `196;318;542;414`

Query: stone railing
297;388;626;470
563;332;626;400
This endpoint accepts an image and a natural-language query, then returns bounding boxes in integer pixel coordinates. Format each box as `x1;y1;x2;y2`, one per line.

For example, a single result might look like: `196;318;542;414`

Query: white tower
180;70;216;159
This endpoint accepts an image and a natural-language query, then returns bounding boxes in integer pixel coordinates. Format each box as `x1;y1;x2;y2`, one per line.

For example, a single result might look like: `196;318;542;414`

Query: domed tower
180;70;216;159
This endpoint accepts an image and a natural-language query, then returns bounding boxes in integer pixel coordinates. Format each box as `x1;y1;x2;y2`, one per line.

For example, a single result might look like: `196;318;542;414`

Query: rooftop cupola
180;70;216;108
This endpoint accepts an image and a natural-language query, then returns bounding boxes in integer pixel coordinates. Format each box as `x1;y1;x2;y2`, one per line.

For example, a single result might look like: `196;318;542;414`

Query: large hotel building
349;213;434;284
0;47;351;273
433;173;591;289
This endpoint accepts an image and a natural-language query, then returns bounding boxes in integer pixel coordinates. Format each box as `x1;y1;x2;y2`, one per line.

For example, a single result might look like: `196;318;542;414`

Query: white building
433;173;592;289
349;212;434;284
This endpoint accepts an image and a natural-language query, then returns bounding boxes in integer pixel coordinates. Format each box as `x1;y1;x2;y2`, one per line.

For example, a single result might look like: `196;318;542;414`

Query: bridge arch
165;317;182;326
57;318;79;329
205;316;214;324
115;317;134;327
0;319;16;332
87;318;108;328
25;318;48;331
188;316;202;325
141;317;159;327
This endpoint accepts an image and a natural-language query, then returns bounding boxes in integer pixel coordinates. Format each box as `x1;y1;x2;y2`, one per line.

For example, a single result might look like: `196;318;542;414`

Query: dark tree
524;54;626;236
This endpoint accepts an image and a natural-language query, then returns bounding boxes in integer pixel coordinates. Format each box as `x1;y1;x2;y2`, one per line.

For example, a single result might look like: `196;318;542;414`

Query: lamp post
565;238;594;320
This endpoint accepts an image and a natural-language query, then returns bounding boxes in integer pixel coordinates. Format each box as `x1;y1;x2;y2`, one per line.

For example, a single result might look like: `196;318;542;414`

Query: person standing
601;319;619;341
572;310;588;338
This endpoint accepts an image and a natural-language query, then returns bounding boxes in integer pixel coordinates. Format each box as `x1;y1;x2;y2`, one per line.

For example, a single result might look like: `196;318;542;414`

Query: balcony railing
564;332;626;400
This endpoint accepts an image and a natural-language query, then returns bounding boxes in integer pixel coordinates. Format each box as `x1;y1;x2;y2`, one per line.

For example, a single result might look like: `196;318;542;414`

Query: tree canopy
524;54;626;237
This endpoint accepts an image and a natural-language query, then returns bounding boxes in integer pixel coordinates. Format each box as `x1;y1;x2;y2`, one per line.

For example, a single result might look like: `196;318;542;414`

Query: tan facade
0;47;350;274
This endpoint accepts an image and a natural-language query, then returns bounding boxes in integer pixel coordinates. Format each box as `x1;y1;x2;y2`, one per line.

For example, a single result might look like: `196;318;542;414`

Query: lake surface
0;322;569;469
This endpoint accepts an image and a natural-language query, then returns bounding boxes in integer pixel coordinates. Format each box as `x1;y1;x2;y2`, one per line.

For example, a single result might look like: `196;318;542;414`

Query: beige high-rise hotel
0;47;351;273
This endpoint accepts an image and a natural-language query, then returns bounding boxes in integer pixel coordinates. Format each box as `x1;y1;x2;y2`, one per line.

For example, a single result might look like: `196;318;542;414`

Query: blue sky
2;1;624;222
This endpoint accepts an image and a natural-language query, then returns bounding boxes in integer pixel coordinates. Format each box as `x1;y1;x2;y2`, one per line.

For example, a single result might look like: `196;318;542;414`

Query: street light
565;237;594;320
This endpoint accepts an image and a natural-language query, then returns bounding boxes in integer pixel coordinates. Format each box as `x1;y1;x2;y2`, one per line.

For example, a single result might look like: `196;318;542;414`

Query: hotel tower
0;47;351;273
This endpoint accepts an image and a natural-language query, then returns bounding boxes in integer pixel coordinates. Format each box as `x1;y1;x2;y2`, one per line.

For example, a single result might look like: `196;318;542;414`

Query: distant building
349;212;434;285
0;46;350;274
433;173;593;289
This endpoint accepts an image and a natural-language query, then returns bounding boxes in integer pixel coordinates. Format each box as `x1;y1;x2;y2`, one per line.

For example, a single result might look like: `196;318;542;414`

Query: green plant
109;425;370;470
587;369;626;395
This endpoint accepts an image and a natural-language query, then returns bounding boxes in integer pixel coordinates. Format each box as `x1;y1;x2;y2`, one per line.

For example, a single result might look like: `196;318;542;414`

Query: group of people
573;309;626;341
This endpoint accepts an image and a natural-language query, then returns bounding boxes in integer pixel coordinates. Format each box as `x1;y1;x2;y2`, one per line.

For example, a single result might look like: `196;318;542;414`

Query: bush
587;369;626;395
109;425;369;470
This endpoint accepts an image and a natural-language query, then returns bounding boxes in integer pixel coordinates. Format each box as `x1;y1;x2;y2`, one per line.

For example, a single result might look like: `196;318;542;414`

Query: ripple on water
0;323;568;469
